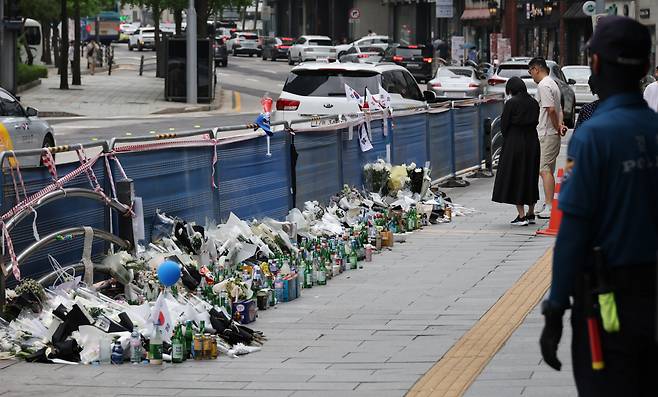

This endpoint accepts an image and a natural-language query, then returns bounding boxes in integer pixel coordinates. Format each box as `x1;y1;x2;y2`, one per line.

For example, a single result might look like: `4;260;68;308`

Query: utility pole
186;0;197;104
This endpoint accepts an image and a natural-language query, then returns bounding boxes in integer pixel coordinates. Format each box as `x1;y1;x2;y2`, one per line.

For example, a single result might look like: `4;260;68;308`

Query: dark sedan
214;36;228;67
382;44;434;83
261;37;295;61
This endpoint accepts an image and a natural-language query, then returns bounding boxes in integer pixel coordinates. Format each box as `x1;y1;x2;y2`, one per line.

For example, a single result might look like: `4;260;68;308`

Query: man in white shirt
642;66;658;112
528;57;567;219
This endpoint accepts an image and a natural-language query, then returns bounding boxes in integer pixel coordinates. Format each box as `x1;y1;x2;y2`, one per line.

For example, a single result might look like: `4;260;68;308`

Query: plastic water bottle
274;275;284;304
111;339;124;365
130;326;141;364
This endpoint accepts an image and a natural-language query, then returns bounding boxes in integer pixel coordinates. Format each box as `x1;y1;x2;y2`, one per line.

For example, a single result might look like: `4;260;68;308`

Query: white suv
128;27;155;51
272;62;431;126
227;32;260;56
288;35;336;65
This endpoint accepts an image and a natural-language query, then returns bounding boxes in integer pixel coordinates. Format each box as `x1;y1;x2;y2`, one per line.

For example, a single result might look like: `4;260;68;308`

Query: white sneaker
536;205;552;219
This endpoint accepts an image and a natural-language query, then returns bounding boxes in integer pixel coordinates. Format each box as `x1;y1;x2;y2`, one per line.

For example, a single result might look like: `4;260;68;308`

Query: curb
16;79;42;94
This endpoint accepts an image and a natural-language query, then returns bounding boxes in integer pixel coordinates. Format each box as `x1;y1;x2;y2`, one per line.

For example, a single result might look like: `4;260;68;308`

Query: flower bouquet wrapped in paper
363;159;391;195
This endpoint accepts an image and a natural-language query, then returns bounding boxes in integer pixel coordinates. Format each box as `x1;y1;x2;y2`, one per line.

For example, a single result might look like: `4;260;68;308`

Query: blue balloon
157;260;181;287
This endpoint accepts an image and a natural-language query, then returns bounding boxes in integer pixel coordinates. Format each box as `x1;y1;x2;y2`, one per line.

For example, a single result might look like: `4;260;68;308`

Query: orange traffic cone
537;168;564;236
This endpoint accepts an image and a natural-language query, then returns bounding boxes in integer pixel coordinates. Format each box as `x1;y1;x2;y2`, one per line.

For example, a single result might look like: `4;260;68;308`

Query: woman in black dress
492;77;540;226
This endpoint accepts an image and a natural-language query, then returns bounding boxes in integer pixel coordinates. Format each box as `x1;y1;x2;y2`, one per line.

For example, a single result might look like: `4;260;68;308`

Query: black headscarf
505;76;527;96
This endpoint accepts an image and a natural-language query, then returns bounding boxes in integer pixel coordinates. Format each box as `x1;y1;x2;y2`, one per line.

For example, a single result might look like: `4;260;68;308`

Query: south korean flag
358;122;373;152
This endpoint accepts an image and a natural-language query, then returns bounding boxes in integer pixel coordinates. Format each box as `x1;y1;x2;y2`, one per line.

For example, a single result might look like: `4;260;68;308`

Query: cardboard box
232;299;257;324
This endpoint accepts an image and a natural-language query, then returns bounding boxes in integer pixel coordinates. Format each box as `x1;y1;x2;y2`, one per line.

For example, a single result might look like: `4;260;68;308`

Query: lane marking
406;249;553;397
234;91;241;113
246;78;259;82
194;125;201;128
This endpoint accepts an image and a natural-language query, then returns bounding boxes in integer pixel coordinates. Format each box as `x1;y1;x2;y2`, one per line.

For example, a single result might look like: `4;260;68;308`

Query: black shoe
511;216;529;226
526;214;536;224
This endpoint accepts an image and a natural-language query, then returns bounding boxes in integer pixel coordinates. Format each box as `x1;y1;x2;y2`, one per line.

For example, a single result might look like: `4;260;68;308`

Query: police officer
539;16;658;396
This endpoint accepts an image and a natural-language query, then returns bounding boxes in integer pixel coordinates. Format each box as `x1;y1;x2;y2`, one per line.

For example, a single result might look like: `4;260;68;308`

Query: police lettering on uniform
539;16;658;397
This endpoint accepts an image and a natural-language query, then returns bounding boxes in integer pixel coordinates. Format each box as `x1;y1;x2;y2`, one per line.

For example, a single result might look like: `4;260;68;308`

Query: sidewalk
19;68;224;118
0;172;575;397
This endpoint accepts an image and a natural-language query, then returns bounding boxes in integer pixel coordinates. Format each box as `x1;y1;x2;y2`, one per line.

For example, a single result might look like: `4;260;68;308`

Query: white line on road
246;78;260;82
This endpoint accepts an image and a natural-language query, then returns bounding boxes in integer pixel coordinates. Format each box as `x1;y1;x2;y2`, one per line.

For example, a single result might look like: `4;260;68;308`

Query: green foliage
17;63;48;86
19;0;118;22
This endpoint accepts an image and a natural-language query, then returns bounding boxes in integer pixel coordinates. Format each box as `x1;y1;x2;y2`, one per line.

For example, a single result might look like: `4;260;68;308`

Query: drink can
193;334;203;360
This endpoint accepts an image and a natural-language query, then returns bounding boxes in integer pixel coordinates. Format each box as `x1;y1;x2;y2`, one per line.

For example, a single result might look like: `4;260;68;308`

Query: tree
60;0;69;89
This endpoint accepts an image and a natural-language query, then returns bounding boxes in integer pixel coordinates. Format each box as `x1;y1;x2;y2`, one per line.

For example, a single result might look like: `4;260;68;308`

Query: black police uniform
541;16;658;397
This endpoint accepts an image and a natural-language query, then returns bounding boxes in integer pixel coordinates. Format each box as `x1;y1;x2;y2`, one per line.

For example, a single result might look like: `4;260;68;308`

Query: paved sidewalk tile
0;174;557;396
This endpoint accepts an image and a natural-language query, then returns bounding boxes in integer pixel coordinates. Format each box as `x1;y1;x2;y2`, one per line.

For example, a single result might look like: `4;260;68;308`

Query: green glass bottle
184;320;194;359
171;324;184;363
349;239;358;270
199;320;205;335
304;260;313;288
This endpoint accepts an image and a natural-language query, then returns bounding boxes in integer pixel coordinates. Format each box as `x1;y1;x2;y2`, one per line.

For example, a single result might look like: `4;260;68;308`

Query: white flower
407;162;416;170
373;162;384;172
364;163;372;171
414;168;422;173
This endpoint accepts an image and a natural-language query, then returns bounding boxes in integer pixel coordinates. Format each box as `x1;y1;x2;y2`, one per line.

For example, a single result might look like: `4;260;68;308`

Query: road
49;45;295;146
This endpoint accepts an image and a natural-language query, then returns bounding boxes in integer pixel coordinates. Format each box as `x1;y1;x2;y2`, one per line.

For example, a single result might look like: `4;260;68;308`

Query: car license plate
406;64;421;69
311;118;327;127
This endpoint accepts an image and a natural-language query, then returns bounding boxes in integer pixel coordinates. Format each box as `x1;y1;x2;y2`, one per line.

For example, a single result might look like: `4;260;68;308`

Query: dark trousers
571;265;657;397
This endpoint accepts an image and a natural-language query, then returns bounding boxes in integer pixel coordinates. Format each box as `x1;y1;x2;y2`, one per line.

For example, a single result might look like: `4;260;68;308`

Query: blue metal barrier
111;147;219;243
478;100;504;162
427;109;454;178
391;113;428;166
294;130;342;206
452;106;481;172
1;162;109;282
341;120;388;189
217;133;291;222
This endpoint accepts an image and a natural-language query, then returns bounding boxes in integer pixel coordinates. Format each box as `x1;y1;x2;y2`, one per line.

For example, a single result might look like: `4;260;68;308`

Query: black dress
492;93;540;205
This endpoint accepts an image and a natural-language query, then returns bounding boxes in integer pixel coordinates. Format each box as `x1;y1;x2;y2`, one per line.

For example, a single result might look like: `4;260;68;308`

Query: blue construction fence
1;99;502;281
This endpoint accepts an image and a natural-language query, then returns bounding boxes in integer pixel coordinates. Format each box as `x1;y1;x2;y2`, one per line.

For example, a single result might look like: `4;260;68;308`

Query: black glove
540;300;564;371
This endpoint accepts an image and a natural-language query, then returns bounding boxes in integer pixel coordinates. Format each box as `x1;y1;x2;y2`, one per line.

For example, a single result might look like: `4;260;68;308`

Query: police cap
588;16;651;66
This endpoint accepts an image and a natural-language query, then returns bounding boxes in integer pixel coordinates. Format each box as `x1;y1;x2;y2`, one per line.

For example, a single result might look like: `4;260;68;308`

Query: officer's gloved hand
540;300;564;371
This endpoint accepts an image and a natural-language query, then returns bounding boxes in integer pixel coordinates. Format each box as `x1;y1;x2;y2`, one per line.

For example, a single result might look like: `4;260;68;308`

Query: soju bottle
349;239;358;270
199;320;206;335
149;324;163;365
185;320;194;359
130;326;142;364
304;261;313;288
317;256;327;286
171;325;184;363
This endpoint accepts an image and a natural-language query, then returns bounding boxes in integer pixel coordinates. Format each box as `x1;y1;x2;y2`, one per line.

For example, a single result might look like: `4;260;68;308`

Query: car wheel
40;135;55;166
565;103;576;128
128;44;133;51
138;44;143;51
262;52;266;60
233;48;238;56
338;51;346;59
288;54;294;65
271;54;276;61
221;60;228;67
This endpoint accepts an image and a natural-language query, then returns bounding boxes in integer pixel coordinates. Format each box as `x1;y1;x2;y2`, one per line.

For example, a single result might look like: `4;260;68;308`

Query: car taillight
423;57;432;63
488;78;506;86
430;82;441;88
468;83;480;88
276;99;300;111
408;45;418;48
392;56;403;62
358;54;369;58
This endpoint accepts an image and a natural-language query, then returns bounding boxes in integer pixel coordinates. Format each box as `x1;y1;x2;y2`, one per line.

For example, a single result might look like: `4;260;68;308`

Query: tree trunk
174;8;183;35
153;3;162;77
42;22;52;65
60;0;69;89
254;0;260;33
241;6;246;31
195;0;209;38
53;24;60;73
72;0;81;85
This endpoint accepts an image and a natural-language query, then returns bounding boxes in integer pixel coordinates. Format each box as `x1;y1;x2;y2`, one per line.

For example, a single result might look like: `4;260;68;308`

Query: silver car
487;60;577;127
428;66;485;99
0;87;55;167
562;65;597;107
288;35;336;65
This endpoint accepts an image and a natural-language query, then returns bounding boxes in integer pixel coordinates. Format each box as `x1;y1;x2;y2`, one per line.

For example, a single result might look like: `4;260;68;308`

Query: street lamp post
186;0;197;105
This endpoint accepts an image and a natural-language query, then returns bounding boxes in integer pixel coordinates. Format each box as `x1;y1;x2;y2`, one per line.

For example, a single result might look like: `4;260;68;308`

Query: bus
81;11;121;44
19;18;43;65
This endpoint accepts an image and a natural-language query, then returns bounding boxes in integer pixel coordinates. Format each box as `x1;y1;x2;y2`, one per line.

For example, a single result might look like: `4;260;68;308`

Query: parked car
335;35;391;59
339;46;384;64
428;66;485;99
213;36;228;67
382;44;434;83
227;32;260;56
487;59;577;127
272;62;434;127
128;27;155;51
288;35;336;65
561;65;597;108
0;87;55;167
261;37;295;61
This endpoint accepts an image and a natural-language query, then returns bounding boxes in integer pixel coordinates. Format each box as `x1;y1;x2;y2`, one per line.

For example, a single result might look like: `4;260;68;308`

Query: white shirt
643;81;658;112
536;76;562;137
